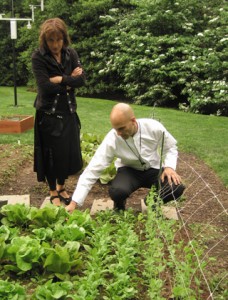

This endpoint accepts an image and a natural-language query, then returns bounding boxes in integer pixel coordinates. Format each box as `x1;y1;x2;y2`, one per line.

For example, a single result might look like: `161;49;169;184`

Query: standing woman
32;18;85;206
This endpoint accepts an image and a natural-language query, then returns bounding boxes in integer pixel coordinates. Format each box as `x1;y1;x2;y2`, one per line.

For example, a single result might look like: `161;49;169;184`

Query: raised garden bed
0;115;34;134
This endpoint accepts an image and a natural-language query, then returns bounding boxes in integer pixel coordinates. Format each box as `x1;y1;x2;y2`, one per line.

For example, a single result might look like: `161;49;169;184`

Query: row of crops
0;192;208;299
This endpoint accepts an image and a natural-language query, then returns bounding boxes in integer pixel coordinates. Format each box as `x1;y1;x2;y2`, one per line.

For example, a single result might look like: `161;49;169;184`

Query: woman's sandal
50;195;61;206
58;189;72;205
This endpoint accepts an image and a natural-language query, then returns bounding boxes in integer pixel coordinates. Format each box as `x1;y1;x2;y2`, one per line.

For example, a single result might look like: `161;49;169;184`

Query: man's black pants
109;167;185;210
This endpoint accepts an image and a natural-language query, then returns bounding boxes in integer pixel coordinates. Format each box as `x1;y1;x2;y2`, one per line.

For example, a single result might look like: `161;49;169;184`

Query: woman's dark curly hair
39;18;71;51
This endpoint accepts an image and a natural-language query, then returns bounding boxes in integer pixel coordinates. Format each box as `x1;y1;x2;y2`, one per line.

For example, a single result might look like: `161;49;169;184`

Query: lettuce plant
0;224;19;242
66;209;95;232
32;227;54;241
1;203;31;228
0;279;26;300
43;244;75;275
53;224;86;242
4;236;44;273
32;280;73;300
29;205;68;229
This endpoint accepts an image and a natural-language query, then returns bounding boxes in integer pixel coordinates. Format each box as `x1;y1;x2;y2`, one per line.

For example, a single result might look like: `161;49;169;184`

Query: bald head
110;103;137;139
110;103;134;124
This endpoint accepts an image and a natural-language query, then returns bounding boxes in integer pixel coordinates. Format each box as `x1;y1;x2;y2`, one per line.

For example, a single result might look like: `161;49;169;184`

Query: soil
0;144;227;298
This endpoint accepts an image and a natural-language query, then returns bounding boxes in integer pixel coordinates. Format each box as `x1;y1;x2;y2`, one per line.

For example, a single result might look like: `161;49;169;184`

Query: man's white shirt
72;118;178;206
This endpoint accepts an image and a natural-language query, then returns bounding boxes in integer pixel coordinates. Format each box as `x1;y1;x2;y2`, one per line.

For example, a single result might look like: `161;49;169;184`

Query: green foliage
1;203;31;227
84;0;227;115
0;203;93;279
81;132;117;183
29;205;68;229
0;240;6;260
99;161;116;184
32;280;73;300
53;223;86;241
0;0;227;115
32;227;54;241
81;132;103;167
0;279;26;300
0;225;20;242
0;203;226;298
43;244;72;274
66;208;95;231
5;236;44;273
142;189;203;299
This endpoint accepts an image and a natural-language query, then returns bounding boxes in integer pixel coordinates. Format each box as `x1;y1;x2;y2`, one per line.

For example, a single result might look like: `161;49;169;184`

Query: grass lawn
0;86;227;188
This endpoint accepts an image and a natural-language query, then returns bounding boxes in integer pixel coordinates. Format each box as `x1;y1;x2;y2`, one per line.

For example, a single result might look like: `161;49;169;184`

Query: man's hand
65;201;77;213
161;167;182;185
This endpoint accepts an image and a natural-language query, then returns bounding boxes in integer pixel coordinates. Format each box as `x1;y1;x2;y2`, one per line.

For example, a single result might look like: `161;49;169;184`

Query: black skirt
34;110;83;182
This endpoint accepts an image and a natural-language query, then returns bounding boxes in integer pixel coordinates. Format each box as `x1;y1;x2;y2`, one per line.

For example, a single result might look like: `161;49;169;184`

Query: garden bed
0;115;34;134
0;144;227;299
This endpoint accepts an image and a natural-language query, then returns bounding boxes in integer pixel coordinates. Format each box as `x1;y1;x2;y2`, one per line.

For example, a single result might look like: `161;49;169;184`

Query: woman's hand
49;67;83;84
71;67;83;77
49;76;63;83
65;201;77;213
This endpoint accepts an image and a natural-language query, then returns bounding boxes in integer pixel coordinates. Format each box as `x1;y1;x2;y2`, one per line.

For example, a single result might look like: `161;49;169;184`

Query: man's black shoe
113;199;126;211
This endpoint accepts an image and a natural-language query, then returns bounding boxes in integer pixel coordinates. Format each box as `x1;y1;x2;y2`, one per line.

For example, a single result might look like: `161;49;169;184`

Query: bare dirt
0;144;227;298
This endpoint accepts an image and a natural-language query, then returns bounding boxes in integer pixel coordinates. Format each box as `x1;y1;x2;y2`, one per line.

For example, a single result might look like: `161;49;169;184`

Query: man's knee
160;182;185;203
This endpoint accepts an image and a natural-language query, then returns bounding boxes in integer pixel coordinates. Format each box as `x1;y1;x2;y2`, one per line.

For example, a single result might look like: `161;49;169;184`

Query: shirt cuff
72;186;90;207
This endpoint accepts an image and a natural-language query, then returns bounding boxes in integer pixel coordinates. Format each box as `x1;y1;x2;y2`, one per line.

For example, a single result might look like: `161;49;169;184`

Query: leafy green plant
141;192;166;299
0;202;224;298
29;205;68;229
0;279;26;300
208;271;228;300
104;220;139;299
0;239;6;260
43;242;83;276
0;224;19;242
99;160;116;184
43;244;72;275
66;209;95;232
80;133;116;183
32;227;54;241
32;280;73;300
1;204;31;228
72;220;113;299
4;236;44;273
53;223;86;241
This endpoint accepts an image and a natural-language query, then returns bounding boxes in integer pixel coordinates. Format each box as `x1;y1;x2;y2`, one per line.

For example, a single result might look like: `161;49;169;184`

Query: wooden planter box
0;115;34;134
